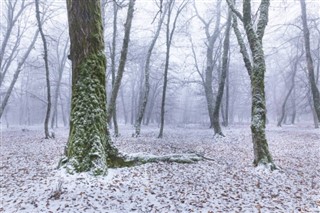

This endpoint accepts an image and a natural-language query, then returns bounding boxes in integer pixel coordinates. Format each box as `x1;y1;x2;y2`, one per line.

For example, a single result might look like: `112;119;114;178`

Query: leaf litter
0;124;319;212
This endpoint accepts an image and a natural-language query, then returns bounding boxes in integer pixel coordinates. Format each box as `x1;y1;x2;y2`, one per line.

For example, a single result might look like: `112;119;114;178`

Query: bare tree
0;0;32;83
277;49;303;127
134;2;168;137
0;16;39;118
35;0;52;139
193;1;222;129
299;0;320;121
158;0;188;138
51;34;69;129
212;7;232;136
106;0;136;124
227;0;276;169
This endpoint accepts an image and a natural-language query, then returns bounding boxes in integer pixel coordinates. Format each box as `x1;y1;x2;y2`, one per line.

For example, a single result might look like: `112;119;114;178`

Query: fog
0;0;319;131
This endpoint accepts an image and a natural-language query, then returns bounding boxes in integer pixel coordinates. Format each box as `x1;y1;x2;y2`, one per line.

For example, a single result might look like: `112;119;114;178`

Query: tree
35;0;53;139
212;7;232;136
60;0;203;175
106;0;135;124
277;50;303;127
299;0;320;121
158;0;188;138
134;2;167;137
60;0;122;175
0;0;36;118
193;1;222;129
227;0;276;169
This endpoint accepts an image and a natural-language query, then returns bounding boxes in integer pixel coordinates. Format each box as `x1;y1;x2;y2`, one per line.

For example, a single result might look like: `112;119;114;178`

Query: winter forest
1;0;320;212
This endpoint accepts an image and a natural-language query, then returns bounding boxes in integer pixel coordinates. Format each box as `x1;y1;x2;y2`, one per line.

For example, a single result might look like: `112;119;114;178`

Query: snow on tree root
125;153;203;164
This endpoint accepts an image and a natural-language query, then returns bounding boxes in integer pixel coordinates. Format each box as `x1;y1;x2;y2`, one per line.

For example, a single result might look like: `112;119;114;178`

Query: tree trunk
120;89;128;124
158;0;187;138
228;0;275;169
51;39;69;129
134;5;167;137
106;0;135;123
212;8;231;136
194;1;221;129
300;0;320;121
35;0;52;139
111;1;119;137
277;54;300;126
61;0;126;175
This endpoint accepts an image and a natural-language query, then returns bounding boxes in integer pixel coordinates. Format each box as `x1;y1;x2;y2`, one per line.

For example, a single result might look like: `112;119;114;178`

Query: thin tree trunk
111;1;119;137
120;89;128;124
291;88;296;124
212;8;231;136
300;0;320;121
51;39;69;129
134;6;167;137
35;0;52;139
158;0;187;138
106;0;135;123
194;1;221;129
277;54;300;127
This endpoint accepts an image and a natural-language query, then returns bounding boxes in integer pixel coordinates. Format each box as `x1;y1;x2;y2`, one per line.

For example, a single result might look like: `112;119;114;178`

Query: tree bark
61;0;126;175
212;8;231;136
300;0;320;121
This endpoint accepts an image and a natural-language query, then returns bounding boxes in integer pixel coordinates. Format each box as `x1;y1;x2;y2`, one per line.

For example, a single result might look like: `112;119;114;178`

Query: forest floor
1;123;319;212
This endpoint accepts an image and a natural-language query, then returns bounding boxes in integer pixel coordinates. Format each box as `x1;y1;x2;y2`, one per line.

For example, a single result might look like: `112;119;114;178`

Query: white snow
1;124;319;212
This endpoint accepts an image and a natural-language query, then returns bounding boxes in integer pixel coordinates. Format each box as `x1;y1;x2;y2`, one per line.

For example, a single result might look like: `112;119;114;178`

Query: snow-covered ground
1;124;319;212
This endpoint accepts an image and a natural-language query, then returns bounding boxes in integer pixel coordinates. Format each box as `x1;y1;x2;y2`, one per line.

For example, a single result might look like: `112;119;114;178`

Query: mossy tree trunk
62;0;125;175
227;0;276;169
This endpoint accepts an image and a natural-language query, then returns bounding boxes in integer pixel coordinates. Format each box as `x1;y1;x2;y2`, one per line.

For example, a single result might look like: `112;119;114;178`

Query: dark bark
61;0;126;175
106;0;135;123
300;0;320;121
212;8;231;136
